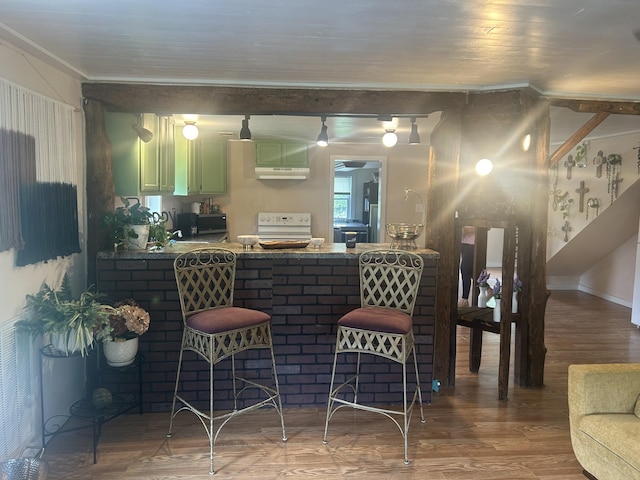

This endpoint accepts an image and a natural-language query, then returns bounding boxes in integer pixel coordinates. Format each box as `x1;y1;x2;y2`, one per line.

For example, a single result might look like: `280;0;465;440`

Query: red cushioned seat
338;306;412;334
187;306;270;334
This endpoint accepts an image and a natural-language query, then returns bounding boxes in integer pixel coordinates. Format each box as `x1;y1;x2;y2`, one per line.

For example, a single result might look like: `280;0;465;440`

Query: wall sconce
475;158;494;176
408;117;421;145
132;116;153;143
382;129;398;147
316;116;329;147
182;121;199;140
240;115;252;140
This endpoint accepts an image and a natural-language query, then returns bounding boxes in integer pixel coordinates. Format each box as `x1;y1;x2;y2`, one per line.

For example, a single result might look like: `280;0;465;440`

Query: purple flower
514;275;523;292
493;278;501;298
477;269;490;287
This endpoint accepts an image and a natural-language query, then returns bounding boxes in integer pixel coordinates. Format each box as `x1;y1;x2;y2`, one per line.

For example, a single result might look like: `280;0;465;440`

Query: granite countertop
97;242;440;260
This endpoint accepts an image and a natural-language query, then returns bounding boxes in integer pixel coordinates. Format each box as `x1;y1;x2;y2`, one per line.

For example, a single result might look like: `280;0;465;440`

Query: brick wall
96;254;437;413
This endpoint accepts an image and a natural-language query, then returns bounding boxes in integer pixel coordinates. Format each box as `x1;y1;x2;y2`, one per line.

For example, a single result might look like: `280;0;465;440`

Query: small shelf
40;348;144;464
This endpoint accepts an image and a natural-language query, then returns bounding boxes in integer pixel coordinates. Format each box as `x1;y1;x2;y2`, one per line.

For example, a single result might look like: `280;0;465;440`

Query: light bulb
476;158;494;176
382;130;398;147
183;121;199;140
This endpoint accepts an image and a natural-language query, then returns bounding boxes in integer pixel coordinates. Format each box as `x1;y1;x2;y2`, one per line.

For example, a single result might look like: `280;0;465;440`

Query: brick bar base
96;255;437;412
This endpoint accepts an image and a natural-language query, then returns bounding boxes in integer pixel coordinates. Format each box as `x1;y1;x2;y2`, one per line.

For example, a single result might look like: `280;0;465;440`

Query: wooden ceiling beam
550;98;640;115
549;112;610;167
81;83;468;116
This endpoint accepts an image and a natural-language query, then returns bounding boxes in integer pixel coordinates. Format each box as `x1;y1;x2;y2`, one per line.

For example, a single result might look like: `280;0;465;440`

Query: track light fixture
408;117;421;145
182;121;199;140
132;115;153;143
240;115;252;140
382;129;398;147
317;116;329;147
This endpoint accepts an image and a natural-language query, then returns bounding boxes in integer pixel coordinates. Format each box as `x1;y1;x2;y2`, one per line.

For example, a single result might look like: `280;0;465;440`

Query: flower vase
103;336;138;367
493;299;501;322
478;286;490;308
512;291;519;313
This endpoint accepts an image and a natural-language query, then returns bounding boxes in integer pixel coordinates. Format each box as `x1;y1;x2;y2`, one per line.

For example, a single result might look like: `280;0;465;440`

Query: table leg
469;323;483;373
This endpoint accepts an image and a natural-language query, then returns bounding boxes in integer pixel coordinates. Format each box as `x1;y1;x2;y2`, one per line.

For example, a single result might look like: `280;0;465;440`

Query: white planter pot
50;330;93;356
126;225;149;250
103;337;138;367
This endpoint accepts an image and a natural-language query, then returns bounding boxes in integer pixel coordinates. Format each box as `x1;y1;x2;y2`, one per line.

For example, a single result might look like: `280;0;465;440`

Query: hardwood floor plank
42;291;639;479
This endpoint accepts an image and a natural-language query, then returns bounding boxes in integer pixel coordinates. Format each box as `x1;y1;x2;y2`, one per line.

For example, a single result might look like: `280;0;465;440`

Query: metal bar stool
167;247;287;475
323;249;425;464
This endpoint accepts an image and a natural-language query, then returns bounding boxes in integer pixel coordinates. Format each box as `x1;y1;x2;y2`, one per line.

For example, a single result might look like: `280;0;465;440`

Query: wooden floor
42;291;640;479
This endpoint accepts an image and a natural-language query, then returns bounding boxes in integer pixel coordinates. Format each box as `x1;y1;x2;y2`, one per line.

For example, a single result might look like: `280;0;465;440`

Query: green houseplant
103;197;154;251
16;274;112;357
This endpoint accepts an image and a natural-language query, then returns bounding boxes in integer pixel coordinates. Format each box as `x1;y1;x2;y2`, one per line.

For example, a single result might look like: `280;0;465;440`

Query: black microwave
177;213;227;237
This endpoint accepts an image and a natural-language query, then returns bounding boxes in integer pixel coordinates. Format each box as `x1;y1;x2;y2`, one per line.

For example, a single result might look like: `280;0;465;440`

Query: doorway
330;156;385;244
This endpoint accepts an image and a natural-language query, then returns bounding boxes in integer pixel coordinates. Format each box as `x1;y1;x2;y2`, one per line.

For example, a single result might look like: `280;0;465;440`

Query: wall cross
575;181;590;213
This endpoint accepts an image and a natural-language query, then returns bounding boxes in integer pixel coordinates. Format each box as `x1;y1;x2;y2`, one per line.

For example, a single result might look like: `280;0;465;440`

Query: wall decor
586;198;600;220
564;154;576;179
634;141;640;173
549;163;561;211
593;150;605;178
561;220;572;242
605;153;623;204
575;181;590;213
575;141;590;168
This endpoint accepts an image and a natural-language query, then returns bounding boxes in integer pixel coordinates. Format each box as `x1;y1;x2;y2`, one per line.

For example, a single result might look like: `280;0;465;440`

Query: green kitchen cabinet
174;133;227;195
255;140;308;167
105;112;175;196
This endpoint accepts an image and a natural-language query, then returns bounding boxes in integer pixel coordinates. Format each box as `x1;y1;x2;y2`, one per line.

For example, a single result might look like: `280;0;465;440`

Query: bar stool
167;247;287;475
323;249;425;464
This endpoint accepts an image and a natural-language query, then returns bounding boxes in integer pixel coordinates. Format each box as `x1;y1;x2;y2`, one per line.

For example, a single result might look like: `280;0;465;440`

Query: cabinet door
255;142;282;166
139;113;161;193
157;115;175;193
174;132;199;196
200;139;227;194
282;142;308;167
105;112;140;197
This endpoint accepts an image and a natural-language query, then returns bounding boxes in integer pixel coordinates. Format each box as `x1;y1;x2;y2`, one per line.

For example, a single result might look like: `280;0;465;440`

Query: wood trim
549;112;610;167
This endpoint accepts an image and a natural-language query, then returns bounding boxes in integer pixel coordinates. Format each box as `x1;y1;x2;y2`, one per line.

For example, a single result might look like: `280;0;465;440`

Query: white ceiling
1;0;640;144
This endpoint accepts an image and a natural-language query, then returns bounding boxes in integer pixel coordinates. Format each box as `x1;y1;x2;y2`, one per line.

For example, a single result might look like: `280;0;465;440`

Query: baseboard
578;285;632;308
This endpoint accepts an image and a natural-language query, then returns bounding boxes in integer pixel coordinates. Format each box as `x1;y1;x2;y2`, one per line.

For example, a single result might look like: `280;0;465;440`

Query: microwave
177;213;227;237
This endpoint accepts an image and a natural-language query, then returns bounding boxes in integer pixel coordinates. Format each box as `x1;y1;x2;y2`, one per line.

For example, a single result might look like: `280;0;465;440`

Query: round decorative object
103;336;138;367
92;387;113;409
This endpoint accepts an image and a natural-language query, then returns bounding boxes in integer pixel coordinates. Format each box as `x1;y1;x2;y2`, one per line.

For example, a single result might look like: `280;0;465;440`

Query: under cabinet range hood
255;167;310;180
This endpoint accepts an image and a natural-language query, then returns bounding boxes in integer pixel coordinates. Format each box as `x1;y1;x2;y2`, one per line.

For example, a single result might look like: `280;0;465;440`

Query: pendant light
317;116;329;147
408;117;421;145
382;129;398;147
182;121;199;140
240;115;252;140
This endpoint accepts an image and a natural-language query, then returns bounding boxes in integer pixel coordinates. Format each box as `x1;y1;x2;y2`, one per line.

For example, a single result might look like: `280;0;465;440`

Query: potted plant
103;196;154;251
96;299;150;366
16;274;111;357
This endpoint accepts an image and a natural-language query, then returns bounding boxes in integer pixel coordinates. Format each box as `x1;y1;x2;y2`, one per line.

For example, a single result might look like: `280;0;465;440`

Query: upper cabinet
105;112;175;196
174;132;227;196
255;140;308;167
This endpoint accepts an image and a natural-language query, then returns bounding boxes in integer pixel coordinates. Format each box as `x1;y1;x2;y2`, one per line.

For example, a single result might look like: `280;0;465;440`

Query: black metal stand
40;344;144;463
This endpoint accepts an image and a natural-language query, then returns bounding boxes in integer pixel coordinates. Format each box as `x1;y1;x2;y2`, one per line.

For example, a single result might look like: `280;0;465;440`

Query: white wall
0;41;86;448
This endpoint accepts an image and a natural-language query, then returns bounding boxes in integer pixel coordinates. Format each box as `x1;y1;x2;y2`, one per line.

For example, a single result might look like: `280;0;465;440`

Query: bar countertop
97;242;440;260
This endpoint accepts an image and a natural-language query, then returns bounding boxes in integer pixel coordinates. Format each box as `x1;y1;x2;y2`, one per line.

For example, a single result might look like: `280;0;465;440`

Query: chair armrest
568;363;640;424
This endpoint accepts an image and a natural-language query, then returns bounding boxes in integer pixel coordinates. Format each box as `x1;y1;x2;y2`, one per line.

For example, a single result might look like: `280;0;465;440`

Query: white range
257;212;312;242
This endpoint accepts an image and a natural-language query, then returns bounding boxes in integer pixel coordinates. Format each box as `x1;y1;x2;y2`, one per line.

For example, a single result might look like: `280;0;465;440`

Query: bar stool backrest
174;247;236;322
359;249;424;315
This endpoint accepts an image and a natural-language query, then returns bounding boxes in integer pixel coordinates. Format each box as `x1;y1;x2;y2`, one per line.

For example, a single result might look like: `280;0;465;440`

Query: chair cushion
186;306;270;334
338;306;412;334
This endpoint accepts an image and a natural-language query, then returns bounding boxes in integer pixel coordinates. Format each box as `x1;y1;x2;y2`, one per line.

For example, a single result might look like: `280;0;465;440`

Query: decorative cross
575;181;590;213
561;221;572;242
593;150;605;178
610;172;623;204
586;198;600;220
564;154;576;179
